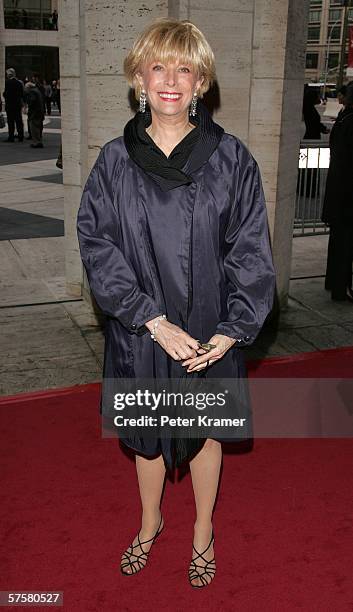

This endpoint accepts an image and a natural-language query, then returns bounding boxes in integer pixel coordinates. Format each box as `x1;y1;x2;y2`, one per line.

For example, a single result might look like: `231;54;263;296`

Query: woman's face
338;92;346;105
136;59;204;118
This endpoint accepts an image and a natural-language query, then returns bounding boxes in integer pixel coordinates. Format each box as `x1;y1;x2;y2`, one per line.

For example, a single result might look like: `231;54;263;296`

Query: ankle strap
137;514;163;548
192;531;214;558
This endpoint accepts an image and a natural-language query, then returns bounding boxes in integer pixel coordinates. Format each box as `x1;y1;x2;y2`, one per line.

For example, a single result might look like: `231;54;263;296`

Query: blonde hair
123;18;216;101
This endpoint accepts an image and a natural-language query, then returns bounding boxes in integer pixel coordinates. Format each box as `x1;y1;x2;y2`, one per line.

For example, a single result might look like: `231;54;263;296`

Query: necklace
146;123;195;142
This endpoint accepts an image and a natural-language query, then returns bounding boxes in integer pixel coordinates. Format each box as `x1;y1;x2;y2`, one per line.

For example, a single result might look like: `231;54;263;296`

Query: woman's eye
152;65;163;71
179;67;190;72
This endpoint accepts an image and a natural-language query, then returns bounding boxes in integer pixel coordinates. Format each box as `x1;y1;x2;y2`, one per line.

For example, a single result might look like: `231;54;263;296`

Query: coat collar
123;100;224;191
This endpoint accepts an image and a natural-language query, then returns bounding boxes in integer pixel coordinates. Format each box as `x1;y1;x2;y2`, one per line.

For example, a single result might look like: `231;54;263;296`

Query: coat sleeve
76;145;164;334
215;154;276;346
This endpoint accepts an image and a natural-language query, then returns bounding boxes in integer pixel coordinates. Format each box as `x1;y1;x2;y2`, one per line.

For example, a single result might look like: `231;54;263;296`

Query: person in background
337;85;347;110
56;143;63;169
322;82;353;302
52;9;58;30
22;9;28;29
55;79;61;113
3;68;24;143
22;76;31;140
43;80;52;115
297;86;329;198
24;82;45;148
51;80;57;109
32;74;46;104
32;74;46;138
303;86;330;140
336;81;353;119
0;94;4;129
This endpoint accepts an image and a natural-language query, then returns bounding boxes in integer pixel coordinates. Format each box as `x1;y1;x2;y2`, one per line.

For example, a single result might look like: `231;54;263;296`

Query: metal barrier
295;141;330;237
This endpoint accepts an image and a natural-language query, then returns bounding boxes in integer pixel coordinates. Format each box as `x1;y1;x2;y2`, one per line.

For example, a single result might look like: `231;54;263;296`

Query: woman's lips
158;92;183;102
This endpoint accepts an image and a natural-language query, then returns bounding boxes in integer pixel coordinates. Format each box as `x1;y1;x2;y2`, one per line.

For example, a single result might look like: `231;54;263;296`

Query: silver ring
206;360;210;367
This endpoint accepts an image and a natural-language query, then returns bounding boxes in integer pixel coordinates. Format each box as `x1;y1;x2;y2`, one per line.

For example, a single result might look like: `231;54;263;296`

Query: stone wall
58;0;309;306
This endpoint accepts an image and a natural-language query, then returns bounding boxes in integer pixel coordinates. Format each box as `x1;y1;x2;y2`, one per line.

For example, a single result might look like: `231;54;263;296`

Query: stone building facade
57;0;309;310
305;0;353;84
0;0;59;94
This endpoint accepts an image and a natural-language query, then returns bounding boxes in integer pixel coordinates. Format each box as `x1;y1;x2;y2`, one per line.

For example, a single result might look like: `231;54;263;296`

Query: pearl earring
189;92;198;117
139;89;146;113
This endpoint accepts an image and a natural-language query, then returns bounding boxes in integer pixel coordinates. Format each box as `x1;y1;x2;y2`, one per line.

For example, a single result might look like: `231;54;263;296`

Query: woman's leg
324;228;335;291
136;453;166;532
189;439;222;585
121;453;166;574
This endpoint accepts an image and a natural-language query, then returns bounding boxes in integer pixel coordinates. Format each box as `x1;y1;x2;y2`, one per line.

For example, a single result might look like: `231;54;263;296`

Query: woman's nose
165;69;176;86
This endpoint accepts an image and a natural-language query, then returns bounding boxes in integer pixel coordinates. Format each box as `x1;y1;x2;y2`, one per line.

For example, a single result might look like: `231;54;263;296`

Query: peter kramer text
113;415;247;428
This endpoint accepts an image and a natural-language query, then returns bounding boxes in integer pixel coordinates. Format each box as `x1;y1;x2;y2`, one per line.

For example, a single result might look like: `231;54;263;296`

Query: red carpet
1;347;353;611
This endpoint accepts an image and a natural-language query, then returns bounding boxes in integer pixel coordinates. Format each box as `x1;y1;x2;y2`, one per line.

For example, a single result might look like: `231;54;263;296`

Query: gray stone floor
0;112;62;165
0;123;352;396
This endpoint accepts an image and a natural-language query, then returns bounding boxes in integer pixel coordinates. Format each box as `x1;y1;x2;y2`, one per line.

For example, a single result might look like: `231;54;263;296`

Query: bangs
140;28;202;74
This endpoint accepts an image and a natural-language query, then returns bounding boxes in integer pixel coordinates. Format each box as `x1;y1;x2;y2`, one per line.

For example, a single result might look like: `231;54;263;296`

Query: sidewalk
1;130;353;396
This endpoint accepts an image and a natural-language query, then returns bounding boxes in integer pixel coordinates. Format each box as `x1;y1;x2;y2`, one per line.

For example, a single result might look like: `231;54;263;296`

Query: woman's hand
181;334;236;372
145;317;203;361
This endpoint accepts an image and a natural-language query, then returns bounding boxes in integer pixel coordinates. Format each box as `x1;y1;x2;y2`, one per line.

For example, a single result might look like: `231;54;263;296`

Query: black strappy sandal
120;514;164;576
188;531;216;588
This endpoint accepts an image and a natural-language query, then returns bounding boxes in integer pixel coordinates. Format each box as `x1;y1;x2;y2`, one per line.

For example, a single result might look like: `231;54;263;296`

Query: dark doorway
5;45;59;83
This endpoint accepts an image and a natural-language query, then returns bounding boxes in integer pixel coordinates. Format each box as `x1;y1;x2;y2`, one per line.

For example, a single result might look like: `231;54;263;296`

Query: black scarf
123;99;224;191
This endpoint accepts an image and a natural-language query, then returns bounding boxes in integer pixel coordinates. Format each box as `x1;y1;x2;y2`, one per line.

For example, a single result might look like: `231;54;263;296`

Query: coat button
130;323;137;330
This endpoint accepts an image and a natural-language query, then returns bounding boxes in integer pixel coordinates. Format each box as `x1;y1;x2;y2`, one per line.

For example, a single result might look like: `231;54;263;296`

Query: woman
298;86;329;199
322;82;353;302
302;86;329;140
77;18;275;588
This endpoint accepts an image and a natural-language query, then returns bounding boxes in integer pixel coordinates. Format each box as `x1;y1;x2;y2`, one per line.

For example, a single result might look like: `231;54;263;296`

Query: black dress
322;106;353;299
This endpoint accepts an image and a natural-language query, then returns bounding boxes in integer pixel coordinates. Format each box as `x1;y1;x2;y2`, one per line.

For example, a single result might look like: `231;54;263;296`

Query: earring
139;89;146;113
189;92;198;117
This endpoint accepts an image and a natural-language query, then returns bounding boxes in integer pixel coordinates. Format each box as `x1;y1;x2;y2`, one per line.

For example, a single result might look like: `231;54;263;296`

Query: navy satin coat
76;129;276;468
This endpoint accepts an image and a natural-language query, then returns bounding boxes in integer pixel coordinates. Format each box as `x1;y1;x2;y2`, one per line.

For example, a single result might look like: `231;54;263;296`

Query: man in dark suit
3;68;24;142
24;82;45;148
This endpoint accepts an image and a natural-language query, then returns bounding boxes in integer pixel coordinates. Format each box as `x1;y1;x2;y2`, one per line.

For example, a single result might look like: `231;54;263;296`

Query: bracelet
150;314;167;341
